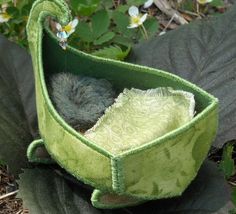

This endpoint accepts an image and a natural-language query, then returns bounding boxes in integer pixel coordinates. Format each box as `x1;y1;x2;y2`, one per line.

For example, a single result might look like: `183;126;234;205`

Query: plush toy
49;72;116;132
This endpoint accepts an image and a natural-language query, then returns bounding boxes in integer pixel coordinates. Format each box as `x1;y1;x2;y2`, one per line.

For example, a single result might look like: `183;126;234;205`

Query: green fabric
27;139;54;164
85;87;195;155
91;189;145;209
121;108;218;199
26;0;219;208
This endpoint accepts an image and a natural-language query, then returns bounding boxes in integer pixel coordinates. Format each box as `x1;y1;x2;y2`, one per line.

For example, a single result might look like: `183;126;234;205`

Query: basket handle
26;0;71;56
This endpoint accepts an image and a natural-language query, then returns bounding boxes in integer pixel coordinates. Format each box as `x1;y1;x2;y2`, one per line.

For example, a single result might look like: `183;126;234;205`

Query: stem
140;24;148;40
139;27;146;40
85;42;91;52
0;190;19;200
112;0;116;8
196;1;200;14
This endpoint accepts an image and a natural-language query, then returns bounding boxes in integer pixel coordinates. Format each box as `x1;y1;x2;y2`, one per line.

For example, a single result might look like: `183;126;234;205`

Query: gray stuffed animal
48;72;116;131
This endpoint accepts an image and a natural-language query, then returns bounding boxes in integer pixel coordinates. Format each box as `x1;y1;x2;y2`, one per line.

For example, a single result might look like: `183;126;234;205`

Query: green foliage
17;162;232;213
210;0;224;8
219;144;235;179
93;31;115;45
70;0;100;16
0;0;11;4
126;0;146;6
231;187;236;213
180;0;194;11
0;0;34;48
144;17;160;38
91;9;110;38
92;45;131;61
0;0;159;60
232;188;236;207
69;1;159;60
0;159;6;165
76;22;94;43
179;0;225;16
112;11;134;38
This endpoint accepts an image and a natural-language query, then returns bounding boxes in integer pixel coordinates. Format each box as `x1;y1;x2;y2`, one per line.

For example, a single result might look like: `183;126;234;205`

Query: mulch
0;166;28;214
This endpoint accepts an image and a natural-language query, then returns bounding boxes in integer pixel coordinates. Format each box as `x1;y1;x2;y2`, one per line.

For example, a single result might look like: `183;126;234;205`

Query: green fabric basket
26;0;219;209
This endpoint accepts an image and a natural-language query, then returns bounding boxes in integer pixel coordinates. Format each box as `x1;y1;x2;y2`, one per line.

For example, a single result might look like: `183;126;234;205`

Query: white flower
1;3;9;13
55;18;78;41
55;18;78;50
0;12;11;23
144;0;153;8
197;0;213;4
127;6;147;28
57;31;69;41
159;31;166;36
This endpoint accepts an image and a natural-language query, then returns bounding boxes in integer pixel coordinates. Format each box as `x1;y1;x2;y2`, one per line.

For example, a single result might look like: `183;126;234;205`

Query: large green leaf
76;22;94;43
0;35;36;176
112;11;134;38
128;5;236;148
93;32;115;45
18;167;106;214
18;161;233;213
91;9;110;39
122;161;233;214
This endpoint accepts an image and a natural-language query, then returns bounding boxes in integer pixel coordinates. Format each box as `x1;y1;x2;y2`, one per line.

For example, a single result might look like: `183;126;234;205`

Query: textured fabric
26;0;219;209
121;108;218;199
49;72;116;131
91;189;145;209
85;88;195;155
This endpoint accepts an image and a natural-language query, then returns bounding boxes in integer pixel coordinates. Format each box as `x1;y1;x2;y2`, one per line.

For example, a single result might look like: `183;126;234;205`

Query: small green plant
231;188;236;214
0;158;6;165
0;0;159;60
219;144;235;179
218;143;236;213
65;0;159;60
180;0;225;15
0;0;34;48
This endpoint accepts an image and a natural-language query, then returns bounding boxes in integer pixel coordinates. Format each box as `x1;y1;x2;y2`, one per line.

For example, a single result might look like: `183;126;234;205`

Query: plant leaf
210;0;225;7
112;11;134;38
126;0;146;6
74;0;100;17
0;0;12;4
121;161;233;214
93;31;115;45
92;45;131;60
18;161;233;213
116;5;129;13
144;17;159;38
128;5;236;148
76;22;94;42
18;167;108;214
219;144;235;179
113;35;132;47
92;9;110;39
0;35;37;175
231;187;236;207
